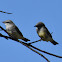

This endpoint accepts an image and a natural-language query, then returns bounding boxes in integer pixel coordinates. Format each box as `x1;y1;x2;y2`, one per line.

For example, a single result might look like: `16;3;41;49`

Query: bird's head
34;22;45;28
2;20;14;26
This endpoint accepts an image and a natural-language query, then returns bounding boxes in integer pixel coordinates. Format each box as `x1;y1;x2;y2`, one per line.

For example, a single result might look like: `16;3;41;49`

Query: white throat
5;23;14;30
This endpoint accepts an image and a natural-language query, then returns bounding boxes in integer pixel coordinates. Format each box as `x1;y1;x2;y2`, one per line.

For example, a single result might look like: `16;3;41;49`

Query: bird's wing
15;26;23;37
44;26;52;38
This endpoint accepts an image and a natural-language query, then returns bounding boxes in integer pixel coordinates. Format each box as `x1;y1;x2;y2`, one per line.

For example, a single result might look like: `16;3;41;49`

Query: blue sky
0;0;62;62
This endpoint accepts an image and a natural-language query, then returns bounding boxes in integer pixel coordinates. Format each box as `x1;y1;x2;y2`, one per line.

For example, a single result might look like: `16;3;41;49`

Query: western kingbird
3;20;30;42
34;22;58;45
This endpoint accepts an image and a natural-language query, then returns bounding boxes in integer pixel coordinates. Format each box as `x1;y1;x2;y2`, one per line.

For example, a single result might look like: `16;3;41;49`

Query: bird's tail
22;37;30;42
50;40;58;45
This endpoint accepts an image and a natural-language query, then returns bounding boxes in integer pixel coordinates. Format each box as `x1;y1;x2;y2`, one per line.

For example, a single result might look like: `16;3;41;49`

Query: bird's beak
34;25;36;27
34;25;38;27
2;21;5;23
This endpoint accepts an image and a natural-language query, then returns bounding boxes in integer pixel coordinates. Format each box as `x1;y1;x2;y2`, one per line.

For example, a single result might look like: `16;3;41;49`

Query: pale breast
38;27;52;41
38;27;45;37
6;24;13;30
38;31;45;37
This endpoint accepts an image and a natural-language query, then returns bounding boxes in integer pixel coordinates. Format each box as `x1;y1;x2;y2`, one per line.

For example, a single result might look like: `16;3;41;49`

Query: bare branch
28;44;62;58
0;32;62;58
0;26;50;62
0;26;62;62
0;34;50;62
19;41;50;62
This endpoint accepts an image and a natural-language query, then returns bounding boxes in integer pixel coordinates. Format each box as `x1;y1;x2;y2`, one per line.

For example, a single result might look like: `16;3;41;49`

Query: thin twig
28;44;62;58
18;40;50;62
0;11;12;14
28;39;42;44
0;26;8;33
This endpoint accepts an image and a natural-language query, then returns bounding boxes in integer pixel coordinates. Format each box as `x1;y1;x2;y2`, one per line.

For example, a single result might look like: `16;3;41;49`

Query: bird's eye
6;22;9;23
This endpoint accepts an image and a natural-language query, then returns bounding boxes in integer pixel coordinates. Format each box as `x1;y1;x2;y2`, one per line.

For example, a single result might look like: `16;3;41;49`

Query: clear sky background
0;0;62;62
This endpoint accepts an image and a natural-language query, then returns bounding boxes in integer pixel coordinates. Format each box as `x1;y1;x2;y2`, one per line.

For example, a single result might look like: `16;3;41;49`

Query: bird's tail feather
50;40;58;45
22;38;30;42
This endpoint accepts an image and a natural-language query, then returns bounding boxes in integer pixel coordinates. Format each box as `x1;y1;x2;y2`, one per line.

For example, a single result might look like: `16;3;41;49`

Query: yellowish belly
38;31;52;41
38;31;45;37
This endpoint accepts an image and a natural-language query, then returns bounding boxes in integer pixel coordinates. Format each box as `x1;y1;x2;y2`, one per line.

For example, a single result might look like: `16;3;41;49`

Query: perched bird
34;22;58;45
3;20;30;42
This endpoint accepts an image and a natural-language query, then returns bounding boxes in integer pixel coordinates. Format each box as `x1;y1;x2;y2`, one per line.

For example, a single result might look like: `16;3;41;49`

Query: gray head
2;20;15;28
34;22;45;28
3;20;13;24
2;20;15;26
2;20;15;29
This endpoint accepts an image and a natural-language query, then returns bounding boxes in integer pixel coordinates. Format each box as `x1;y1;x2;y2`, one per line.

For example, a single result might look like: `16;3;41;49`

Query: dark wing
44;26;52;38
15;26;23;37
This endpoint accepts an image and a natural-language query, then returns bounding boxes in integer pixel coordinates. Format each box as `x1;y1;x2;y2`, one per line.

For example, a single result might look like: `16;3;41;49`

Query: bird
3;20;30;42
34;22;58;45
